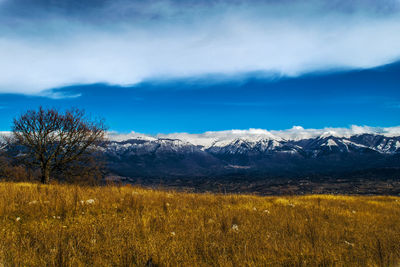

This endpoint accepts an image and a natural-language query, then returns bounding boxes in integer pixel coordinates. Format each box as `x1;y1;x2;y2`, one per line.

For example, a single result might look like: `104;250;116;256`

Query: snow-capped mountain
105;127;400;178
106;132;400;156
3;126;400;178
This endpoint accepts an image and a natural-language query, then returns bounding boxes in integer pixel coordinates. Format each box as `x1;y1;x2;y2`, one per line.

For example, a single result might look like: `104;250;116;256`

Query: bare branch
11;107;107;183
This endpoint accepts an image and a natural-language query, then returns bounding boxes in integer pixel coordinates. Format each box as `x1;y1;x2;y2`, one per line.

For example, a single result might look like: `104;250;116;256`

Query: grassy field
0;183;399;266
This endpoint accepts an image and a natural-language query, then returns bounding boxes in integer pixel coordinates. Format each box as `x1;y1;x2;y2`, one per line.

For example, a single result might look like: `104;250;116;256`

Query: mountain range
105;130;400;179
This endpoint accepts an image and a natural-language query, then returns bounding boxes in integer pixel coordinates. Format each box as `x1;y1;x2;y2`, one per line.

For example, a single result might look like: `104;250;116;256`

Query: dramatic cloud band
1;0;400;93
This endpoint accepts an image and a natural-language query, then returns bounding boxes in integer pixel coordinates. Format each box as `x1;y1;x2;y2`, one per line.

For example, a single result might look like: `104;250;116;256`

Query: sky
0;0;399;133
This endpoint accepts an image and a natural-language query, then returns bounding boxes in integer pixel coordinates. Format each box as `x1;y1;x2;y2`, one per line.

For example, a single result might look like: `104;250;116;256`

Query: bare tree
12;107;107;184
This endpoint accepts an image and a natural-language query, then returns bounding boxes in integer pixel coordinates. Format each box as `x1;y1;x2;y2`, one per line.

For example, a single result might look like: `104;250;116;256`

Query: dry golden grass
0;182;399;266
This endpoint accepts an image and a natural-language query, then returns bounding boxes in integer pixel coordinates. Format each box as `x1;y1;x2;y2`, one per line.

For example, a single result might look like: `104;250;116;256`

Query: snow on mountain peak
107;125;400;146
320;131;340;138
323;139;338;147
107;131;157;142
156;128;281;148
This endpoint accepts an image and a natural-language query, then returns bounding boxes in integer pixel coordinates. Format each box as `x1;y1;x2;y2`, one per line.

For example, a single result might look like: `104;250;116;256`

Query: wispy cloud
204;102;272;107
385;101;400;109
39;89;82;99
1;0;400;94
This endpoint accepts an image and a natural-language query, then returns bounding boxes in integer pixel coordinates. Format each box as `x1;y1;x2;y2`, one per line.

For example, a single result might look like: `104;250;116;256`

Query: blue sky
1;62;399;133
0;0;400;133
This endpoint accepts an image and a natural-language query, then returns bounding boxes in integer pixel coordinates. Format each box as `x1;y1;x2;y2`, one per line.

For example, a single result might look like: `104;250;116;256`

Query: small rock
85;199;95;205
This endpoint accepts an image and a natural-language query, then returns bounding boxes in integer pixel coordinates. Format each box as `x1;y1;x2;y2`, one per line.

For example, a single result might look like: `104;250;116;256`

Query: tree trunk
41;165;50;184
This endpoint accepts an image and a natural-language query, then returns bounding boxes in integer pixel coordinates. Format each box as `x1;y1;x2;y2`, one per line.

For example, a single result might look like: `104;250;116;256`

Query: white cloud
1;1;400;94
